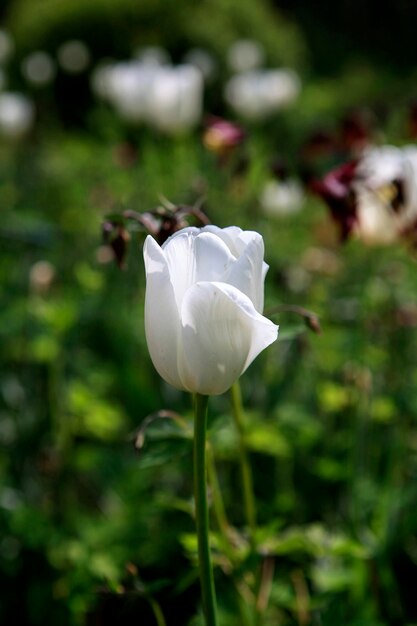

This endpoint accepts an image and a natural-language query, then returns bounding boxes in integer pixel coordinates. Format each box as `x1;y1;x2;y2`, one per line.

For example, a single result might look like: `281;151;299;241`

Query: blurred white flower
183;48;216;82
90;61;114;99
95;60;155;122
147;64;203;133
315;145;417;244
353;145;417;244
225;69;301;120
0;30;14;64
227;39;264;73
260;179;304;217
0;92;34;138
21;51;56;86
57;40;90;74
94;59;203;133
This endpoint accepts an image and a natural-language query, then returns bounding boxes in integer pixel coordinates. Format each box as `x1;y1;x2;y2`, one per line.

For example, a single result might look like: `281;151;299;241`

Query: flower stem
230;382;257;541
194;393;218;626
147;596;167;626
207;445;234;556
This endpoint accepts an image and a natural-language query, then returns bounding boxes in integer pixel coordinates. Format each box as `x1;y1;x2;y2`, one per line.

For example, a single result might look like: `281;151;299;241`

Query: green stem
207;445;229;535
194;393;218;626
230;382;257;541
147;596;167;626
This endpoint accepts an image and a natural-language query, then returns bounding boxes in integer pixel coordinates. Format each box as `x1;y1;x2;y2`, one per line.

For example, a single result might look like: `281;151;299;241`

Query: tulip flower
93;58;203;133
143;225;278;396
143;225;278;626
225;68;301;120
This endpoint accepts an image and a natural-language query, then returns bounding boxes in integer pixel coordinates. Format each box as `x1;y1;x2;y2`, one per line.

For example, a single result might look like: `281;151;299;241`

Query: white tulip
143;226;278;395
225;69;301;120
147;65;203;134
101;61;155;123
92;60;203;133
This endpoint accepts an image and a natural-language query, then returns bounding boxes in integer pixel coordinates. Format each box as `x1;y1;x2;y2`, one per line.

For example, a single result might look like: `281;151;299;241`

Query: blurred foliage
7;0;306;68
1;1;417;626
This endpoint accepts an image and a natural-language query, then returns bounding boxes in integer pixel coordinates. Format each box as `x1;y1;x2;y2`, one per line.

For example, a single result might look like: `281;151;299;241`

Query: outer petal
178;281;278;395
222;235;267;312
143;235;185;390
233;230;270;301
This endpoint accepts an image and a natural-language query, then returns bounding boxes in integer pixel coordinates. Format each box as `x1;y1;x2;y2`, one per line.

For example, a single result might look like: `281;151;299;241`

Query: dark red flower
309;161;358;240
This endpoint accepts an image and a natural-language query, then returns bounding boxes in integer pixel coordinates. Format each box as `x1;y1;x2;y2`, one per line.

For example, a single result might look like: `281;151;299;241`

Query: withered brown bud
102;200;210;268
102;221;131;269
305;314;322;335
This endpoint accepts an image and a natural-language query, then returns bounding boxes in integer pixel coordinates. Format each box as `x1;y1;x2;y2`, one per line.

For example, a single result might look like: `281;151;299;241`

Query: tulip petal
163;230;235;305
232;229;270;296
222;235;267;312
143;235;185;390
194;232;236;281
204;226;269;309
201;225;243;257
179;281;278;395
210;225;259;257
